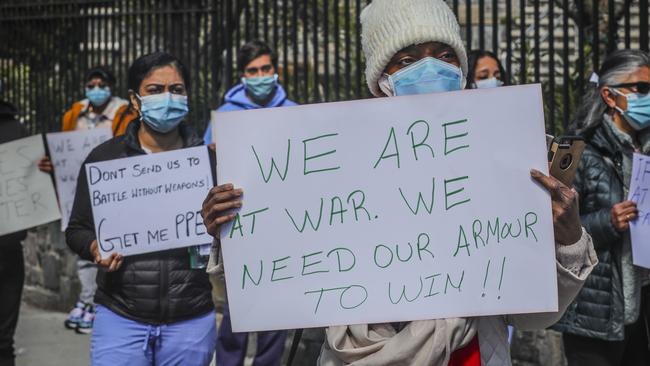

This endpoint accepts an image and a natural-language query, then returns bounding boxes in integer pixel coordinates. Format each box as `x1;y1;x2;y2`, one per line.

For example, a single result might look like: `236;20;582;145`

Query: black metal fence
1;0;649;136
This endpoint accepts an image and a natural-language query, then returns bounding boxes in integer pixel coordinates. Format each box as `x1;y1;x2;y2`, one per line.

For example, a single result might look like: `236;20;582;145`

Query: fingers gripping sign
611;200;639;232
38;155;54;173
91;239;124;272
201;183;243;237
530;169;582;246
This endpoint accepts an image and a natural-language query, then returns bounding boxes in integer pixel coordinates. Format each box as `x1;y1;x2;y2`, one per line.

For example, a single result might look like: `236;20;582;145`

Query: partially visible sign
0;135;61;236
629;153;650;269
86;146;213;258
46;128;112;230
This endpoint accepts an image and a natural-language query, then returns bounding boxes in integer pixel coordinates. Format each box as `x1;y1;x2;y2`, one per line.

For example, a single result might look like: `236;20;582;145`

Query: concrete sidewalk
11;302;322;366
14;304;89;366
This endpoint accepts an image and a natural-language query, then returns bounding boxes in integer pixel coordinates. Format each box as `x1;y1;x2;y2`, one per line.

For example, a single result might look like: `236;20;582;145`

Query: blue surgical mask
86;86;111;107
137;92;189;133
378;57;464;97
611;88;650;130
242;74;278;103
473;77;504;89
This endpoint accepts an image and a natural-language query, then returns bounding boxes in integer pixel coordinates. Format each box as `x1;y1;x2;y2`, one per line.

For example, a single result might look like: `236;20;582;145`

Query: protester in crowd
37;66;137;334
203;39;296;146
552;49;650;366
65;52;216;365
200;1;598;365
203;39;296;366
63;67;130;133
466;50;508;89
39;67;136;170
0;97;27;366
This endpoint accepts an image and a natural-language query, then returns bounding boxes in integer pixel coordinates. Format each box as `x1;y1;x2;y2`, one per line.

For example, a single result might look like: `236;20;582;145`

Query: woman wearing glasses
553;49;650;366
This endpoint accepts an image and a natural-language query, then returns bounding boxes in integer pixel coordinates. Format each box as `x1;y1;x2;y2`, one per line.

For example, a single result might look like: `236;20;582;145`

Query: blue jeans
91;305;216;366
76;259;97;304
217;303;287;366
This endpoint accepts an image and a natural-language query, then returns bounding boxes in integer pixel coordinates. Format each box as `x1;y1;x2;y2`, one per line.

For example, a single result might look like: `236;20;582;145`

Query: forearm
65;163;96;261
65;225;95;261
206;238;223;275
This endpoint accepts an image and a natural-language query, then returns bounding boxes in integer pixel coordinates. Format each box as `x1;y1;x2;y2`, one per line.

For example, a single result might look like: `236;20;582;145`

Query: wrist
558;226;583;246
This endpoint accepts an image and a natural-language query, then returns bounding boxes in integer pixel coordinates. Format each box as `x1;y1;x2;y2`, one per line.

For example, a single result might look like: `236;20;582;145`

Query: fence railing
1;0;648;136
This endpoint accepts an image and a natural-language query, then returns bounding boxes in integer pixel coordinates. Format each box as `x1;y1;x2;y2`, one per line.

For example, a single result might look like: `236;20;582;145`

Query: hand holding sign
530;169;582;246
38;155;54;173
90;239;124;271
201;183;242;237
611;200;638;232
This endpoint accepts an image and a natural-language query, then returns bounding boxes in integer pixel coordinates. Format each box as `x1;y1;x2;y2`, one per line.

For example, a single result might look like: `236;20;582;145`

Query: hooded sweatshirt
203;83;297;144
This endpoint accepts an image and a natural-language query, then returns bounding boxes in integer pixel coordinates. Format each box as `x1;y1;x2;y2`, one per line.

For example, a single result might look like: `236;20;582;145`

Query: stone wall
21;222;569;365
22;221;80;312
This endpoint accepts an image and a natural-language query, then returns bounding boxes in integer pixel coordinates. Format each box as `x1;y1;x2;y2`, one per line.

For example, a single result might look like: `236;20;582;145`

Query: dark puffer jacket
66;120;214;324
552;119;633;341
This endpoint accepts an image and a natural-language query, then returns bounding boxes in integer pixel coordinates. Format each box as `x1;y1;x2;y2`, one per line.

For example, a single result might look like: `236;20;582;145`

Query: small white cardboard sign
86;146;213;258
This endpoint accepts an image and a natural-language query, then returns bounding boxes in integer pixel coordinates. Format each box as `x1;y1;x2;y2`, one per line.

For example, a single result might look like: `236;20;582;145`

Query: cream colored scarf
319;319;478;366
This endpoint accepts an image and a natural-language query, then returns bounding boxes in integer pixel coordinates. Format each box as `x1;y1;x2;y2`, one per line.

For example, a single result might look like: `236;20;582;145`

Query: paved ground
12;304;225;366
14;304;89;366
12;302;320;366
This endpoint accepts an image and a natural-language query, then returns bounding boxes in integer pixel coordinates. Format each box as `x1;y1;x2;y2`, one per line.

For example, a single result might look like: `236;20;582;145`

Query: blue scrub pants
91;305;216;366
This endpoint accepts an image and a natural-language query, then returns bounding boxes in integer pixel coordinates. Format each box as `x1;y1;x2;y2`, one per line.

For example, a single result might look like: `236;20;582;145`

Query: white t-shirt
75;96;128;131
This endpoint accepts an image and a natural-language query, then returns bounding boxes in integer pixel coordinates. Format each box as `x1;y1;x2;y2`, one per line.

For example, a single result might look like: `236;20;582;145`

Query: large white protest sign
214;84;557;332
46;128;112;230
86;146;213;258
0;135;62;236
629;153;650;268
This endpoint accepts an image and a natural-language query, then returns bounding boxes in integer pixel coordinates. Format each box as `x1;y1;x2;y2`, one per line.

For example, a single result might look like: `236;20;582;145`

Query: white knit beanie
361;0;468;96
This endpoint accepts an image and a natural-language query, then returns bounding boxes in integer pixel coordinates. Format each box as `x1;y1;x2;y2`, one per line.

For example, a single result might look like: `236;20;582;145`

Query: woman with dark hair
466;50;507;89
65;52;216;365
552;49;650;366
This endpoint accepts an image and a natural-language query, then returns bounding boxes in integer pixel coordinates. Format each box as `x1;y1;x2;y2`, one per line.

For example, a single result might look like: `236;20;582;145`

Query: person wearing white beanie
361;0;468;97
198;0;597;365
314;0;598;365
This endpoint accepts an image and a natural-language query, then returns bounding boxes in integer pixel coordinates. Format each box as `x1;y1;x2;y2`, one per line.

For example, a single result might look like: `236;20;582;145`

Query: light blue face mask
137;92;189;134
611;88;650;131
86;86;111;107
379;57;464;97
473;77;504;89
242;74;278;103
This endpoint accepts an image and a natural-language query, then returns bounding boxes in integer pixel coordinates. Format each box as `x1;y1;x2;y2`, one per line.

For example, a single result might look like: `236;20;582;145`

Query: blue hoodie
203;83;297;144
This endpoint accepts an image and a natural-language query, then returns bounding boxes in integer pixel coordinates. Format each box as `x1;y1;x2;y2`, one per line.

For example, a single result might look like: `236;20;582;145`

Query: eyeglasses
609;82;650;95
